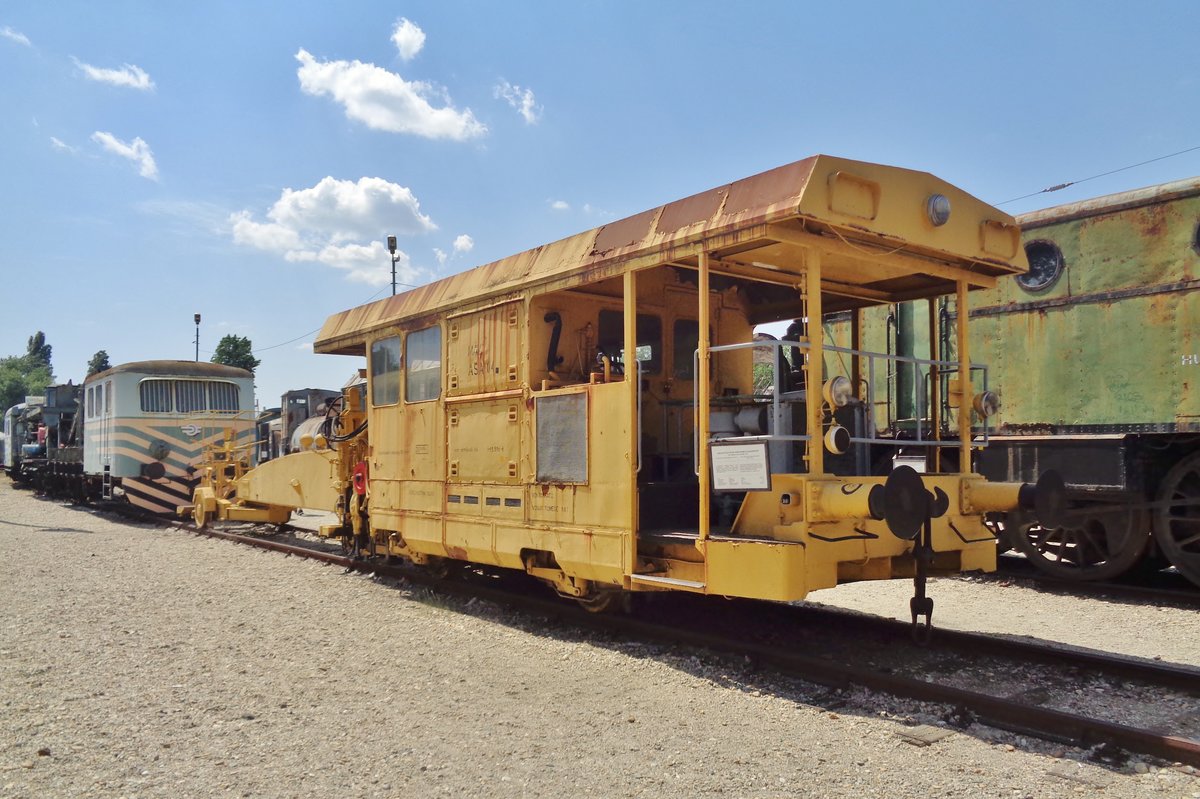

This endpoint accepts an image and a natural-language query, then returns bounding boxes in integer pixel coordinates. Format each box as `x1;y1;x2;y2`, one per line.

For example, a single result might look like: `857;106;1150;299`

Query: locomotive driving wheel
1153;452;1200;588
1009;502;1150;581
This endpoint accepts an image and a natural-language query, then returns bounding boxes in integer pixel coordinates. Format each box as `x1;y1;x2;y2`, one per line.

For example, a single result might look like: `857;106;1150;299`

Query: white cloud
391;18;425;61
434;248;448;266
452;234;474;254
1;26;30;46
91;131;158;180
295;48;485;141
230;176;434;285
50;136;77;154
73;58;155;90
550;199;569;211
494;80;541;124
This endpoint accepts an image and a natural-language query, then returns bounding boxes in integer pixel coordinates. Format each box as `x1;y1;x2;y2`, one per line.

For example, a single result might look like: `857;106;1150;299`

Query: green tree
211;334;261;373
0;331;55;411
87;350;112;376
26;331;51;370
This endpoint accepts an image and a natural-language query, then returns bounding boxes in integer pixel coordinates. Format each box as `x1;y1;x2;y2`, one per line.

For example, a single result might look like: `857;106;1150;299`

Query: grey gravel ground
2;479;1199;799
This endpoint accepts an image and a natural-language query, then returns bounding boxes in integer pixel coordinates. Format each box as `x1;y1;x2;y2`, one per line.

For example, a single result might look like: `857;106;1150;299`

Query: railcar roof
85;360;253;383
316;154;1025;356
1018;176;1200;231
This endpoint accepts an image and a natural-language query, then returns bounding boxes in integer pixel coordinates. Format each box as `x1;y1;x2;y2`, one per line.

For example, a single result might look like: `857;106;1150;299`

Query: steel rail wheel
1153;452;1200;588
1010;504;1151;581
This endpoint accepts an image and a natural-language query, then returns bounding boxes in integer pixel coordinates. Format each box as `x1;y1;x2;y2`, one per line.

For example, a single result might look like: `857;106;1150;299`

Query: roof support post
697;251;712;546
956;280;972;472
624;268;639;575
805;249;824;475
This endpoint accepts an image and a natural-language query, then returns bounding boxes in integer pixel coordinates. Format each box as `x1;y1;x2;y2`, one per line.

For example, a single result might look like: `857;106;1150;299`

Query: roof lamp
926;193;951;227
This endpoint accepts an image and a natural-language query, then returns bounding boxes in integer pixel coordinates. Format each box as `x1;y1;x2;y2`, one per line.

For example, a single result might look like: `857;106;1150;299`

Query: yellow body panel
235;450;341;512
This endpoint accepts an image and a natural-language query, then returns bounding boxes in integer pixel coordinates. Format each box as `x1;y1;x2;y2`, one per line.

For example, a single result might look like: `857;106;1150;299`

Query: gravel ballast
2;479;1198;798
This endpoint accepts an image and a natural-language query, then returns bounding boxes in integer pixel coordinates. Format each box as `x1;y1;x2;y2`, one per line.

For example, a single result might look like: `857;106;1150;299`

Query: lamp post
387;235;398;296
194;313;201;362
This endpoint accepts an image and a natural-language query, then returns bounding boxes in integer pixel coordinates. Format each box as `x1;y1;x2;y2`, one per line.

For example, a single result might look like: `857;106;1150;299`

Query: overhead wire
250;283;407;355
997;144;1200;206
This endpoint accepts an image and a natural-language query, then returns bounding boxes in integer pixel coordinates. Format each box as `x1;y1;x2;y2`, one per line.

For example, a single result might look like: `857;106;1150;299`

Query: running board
630;574;706;592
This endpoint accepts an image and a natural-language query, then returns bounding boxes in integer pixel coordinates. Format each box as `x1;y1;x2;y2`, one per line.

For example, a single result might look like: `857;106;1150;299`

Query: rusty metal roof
1018;176;1200;231
316;155;1023;355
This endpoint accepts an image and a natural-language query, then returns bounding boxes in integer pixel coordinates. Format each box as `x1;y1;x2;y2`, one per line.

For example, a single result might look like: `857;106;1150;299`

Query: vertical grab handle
693;349;700;476
636;359;643;474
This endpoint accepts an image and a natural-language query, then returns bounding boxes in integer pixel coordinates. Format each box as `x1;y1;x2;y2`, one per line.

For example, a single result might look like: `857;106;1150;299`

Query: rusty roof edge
314;155;1017;353
1018;176;1200;230
312;202;805;354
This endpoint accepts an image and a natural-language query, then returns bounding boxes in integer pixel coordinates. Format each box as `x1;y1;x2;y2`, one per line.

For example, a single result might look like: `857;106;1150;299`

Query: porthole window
1017;240;1064;293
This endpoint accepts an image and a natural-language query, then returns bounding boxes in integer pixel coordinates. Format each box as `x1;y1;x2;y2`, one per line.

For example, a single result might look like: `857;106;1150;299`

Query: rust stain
446;546;469;561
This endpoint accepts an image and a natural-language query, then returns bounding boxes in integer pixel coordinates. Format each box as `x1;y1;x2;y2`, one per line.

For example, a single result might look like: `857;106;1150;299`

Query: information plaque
710;441;771;491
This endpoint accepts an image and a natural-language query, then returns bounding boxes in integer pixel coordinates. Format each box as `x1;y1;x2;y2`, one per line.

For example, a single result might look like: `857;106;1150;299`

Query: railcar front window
177;380;207;413
95;384;104;417
140;381;173;413
406;326;442;403
104;380;111;413
87;387;94;418
597;310;662;374
210;382;240;412
673;319;700;379
370;336;401;406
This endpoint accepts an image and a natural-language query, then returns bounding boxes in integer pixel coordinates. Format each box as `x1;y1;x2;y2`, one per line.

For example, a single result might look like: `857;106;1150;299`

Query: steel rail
184;524;1200;768
985;558;1200;609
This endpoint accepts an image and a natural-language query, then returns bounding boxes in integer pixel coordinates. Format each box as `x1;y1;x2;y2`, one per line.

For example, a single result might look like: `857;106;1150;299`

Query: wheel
1153;453;1200;588
576;590;629;614
1010;503;1150;581
983;512;1012;555
193;501;209;529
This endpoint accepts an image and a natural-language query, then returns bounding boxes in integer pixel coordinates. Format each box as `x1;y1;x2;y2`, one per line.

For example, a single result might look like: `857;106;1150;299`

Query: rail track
179;520;1200;770
985;554;1200;609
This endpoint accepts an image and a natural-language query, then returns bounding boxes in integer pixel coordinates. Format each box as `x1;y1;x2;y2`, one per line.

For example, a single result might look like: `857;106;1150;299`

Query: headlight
973;390;1000;417
822;375;853;408
824;425;850;455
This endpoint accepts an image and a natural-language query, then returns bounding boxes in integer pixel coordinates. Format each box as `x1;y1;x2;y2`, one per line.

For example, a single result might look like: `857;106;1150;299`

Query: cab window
140;380;173;413
673;319;699;379
406;326;442;403
370;336;401;406
597;310;661;374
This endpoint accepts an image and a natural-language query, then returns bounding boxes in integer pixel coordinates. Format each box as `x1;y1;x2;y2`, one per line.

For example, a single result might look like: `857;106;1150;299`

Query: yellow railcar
192;155;1062;626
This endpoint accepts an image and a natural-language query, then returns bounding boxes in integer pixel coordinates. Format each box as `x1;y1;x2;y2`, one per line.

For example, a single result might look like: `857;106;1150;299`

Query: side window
673;319;699;379
1017;240;1065;292
406;326;442;403
87;387;95;418
140;380;173;413
597;310;662;373
370;336;401;406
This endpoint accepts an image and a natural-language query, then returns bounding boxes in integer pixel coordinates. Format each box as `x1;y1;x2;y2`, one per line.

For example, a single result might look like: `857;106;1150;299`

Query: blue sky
2;2;1198;407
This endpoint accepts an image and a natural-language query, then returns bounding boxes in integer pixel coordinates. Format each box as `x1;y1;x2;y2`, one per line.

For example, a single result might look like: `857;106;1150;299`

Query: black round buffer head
883;465;928;541
1017;469;1067;528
